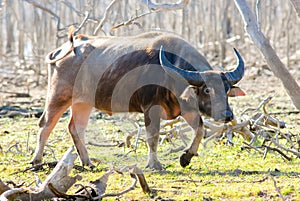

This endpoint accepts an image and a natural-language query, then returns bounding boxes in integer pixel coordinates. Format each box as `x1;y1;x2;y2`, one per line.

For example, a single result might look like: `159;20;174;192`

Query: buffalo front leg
180;112;204;168
31;103;70;166
144;106;163;170
68;103;93;167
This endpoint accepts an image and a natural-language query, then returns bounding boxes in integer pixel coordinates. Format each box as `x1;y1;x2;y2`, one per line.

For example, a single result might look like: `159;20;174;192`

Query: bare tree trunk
234;0;300;111
220;0;230;66
181;7;187;36
290;0;300;18
5;1;14;54
18;1;25;60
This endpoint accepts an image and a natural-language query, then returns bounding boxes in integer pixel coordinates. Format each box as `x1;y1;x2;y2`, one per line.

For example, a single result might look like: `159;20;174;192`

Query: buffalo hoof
29;158;42;167
86;163;96;171
146;161;164;171
180;152;194;168
81;160;96;170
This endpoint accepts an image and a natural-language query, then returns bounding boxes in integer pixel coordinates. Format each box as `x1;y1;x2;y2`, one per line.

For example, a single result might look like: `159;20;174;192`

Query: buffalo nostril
224;111;234;122
225;116;234;122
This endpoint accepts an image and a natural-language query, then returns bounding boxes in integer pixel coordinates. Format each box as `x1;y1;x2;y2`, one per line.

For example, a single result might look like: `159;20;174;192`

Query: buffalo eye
204;87;210;94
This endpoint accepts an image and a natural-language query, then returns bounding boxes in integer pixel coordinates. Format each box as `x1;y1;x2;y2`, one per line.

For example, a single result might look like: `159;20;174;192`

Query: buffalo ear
180;85;199;101
228;86;246;97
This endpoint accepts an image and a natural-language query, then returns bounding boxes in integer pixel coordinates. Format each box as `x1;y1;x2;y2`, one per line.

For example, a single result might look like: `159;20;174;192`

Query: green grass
0;112;299;200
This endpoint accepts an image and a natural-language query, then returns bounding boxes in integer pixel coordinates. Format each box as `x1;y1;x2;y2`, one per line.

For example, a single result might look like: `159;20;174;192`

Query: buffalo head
159;47;245;122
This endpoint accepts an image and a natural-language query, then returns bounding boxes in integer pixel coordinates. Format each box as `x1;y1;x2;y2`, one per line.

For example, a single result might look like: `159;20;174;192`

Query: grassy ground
0;105;299;200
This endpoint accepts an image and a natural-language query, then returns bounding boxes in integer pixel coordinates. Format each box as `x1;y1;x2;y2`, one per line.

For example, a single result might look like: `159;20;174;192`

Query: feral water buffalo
31;30;245;170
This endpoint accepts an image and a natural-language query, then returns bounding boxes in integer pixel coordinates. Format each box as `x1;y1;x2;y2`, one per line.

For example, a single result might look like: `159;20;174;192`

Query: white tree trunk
234;0;300;110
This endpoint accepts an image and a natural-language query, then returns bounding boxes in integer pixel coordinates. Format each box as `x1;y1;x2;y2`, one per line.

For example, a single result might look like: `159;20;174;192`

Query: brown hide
31;31;245;170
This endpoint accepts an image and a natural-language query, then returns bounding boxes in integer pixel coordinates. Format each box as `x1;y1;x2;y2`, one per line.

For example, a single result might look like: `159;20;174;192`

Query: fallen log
0;146;81;201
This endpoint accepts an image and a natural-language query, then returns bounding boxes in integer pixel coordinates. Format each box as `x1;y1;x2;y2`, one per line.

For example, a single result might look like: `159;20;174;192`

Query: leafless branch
88;141;120;147
23;0;61;31
139;0;190;11
99;174;138;199
74;11;90;35
76;164;150;200
255;0;262;31
111;10;154;32
95;0;190;35
262;145;292;161
242;142;264;154
93;0;123;35
268;173;285;201
60;0;99;25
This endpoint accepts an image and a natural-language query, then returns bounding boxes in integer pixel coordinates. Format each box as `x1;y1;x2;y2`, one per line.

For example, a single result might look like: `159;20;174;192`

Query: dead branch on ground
0;146;80;200
123;95;299;160
0;148;150;200
268;173;285;200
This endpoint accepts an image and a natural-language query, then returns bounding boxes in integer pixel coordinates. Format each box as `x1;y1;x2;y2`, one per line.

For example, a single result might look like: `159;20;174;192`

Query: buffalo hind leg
31;103;70;166
68;103;93;167
144;106;163;170
180;112;204;167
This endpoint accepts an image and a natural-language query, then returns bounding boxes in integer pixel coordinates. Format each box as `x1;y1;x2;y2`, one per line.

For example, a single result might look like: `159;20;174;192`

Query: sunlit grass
0;110;299;200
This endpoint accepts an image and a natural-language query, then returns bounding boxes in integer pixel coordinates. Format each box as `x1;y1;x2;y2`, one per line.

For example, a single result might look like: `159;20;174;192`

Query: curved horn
224;48;245;85
159;46;205;86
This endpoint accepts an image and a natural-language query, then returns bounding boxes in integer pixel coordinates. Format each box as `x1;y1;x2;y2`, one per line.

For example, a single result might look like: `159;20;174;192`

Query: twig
262;145;292;161
88;141;119;147
6;143;27;156
134;126;143;150
269;111;299;115
242;96;272;115
203;131;225;147
255;0;262;31
93;0;123;35
74;11;90;35
60;0;98;22
242;142;264;154
268;173;285;201
269;138;300;157
91;164;150;199
163;145;185;156
111;11;153;31
130;166;151;193
23;0;61;33
99;174;138;199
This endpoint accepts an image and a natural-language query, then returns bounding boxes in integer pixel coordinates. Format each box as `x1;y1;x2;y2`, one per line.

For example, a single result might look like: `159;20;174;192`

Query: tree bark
234;0;300;111
289;0;300;18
